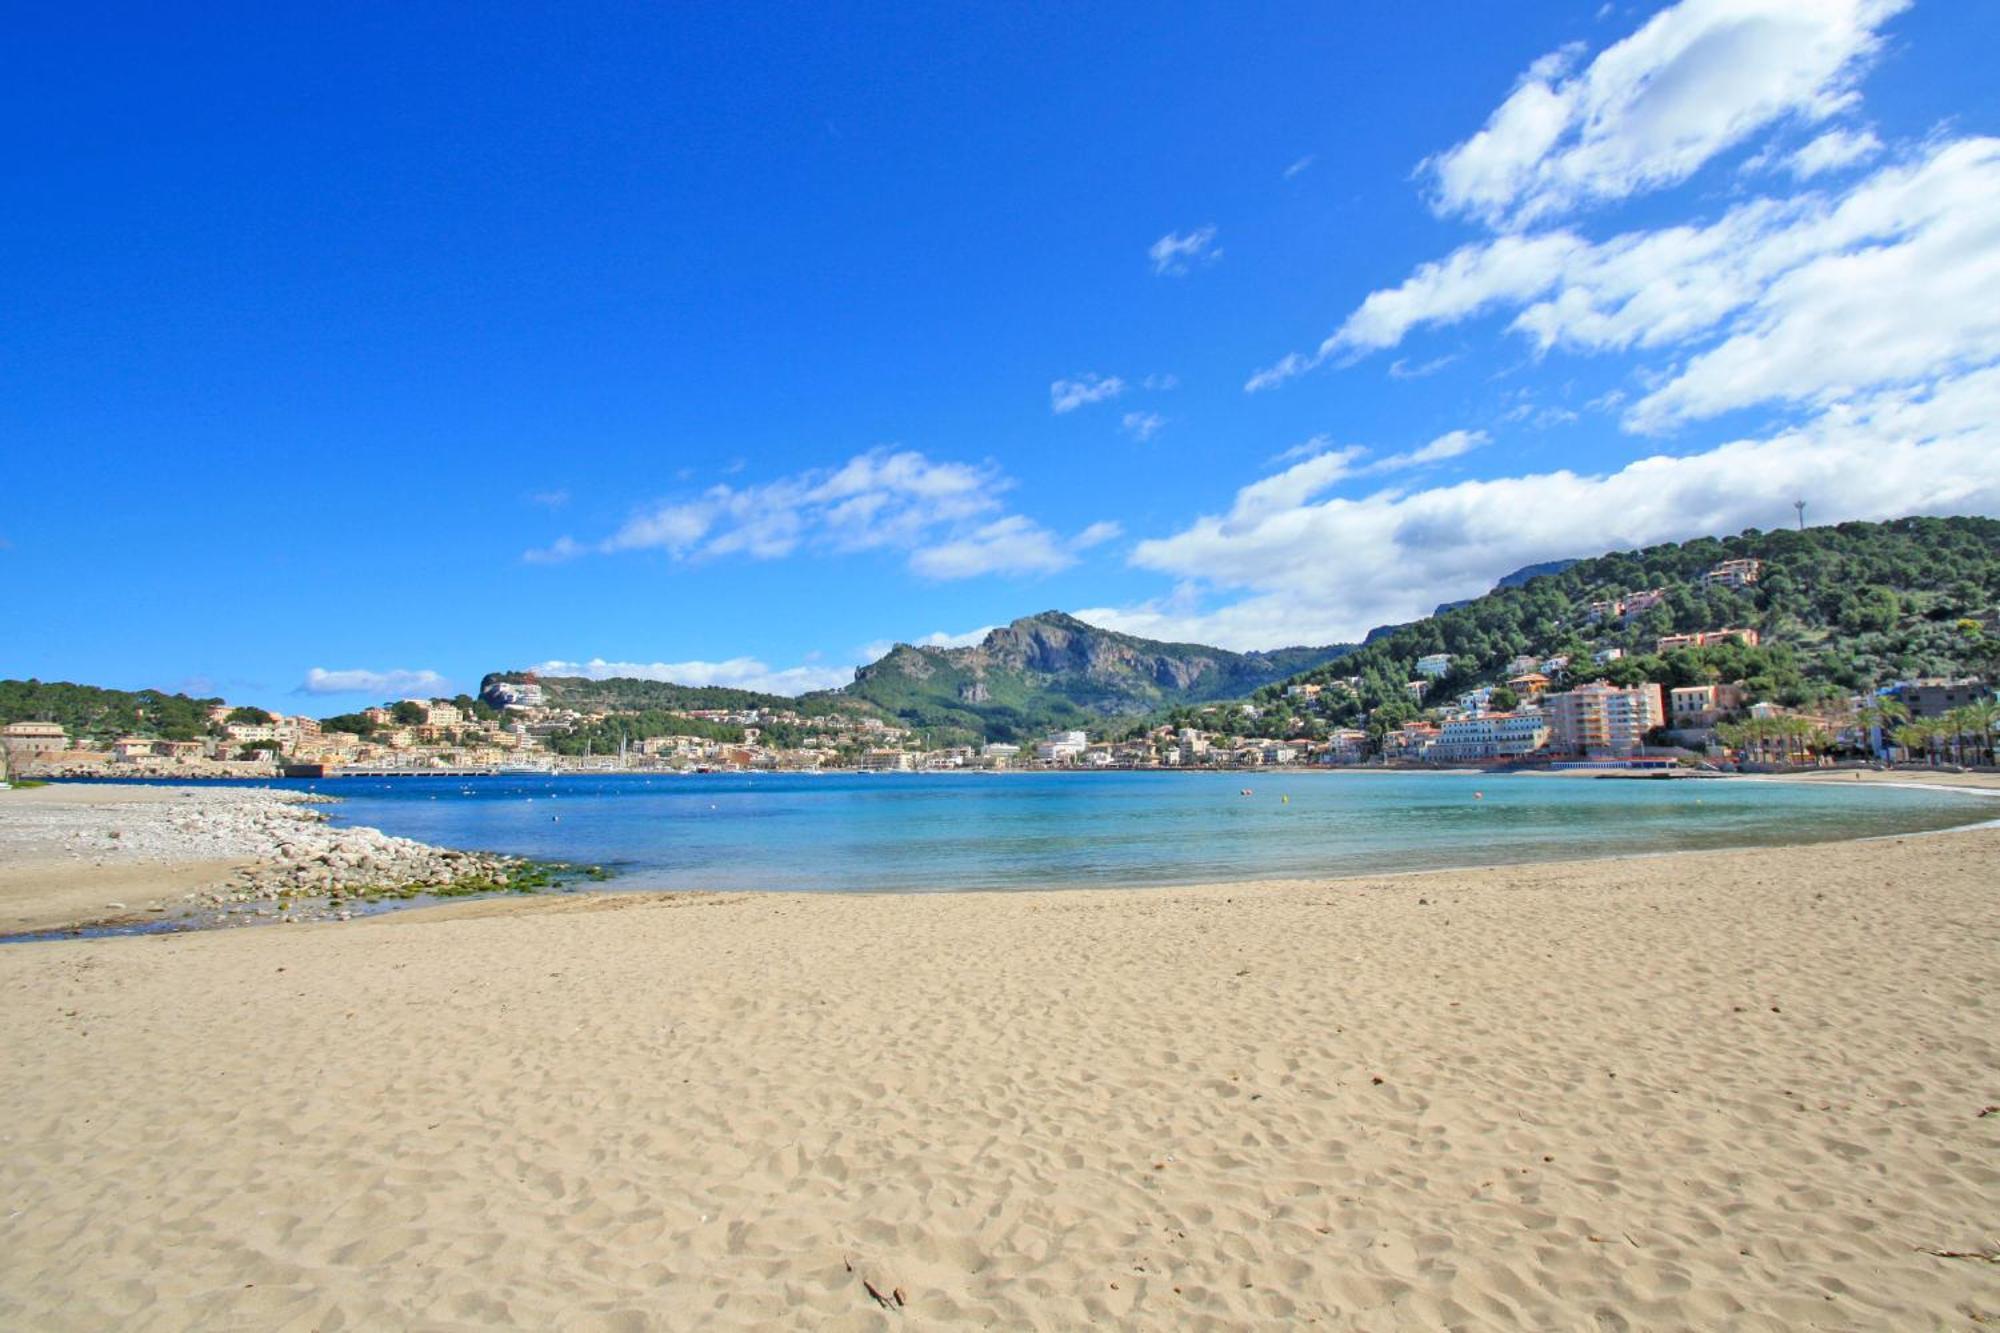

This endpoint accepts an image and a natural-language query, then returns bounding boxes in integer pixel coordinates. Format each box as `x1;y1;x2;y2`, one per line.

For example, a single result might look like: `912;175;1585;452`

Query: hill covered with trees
0;680;224;743
1239;516;1998;740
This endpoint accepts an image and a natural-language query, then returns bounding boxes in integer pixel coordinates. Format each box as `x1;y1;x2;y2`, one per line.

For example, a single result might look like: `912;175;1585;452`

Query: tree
225;706;275;726
1852;697;1910;758
391;700;427;726
1488;687;1520;712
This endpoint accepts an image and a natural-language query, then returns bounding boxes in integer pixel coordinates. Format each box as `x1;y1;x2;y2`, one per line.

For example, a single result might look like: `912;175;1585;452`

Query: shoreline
4;769;1996;936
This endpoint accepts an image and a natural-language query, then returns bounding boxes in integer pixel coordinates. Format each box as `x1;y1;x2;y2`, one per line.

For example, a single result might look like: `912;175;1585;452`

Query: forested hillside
1236;516;1999;738
0;680;223;743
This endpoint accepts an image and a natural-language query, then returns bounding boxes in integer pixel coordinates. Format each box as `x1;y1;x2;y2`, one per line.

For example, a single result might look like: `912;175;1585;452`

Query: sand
1;778;1996;1329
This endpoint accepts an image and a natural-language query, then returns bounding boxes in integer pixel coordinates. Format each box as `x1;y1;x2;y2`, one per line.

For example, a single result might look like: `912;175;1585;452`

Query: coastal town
7;556;1993;780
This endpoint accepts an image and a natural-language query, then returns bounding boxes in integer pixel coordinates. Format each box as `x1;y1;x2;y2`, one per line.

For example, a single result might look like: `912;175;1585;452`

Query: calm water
207;770;1996;892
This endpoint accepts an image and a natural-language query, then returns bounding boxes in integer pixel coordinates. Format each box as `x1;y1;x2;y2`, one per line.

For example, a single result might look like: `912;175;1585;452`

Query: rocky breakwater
6;785;595;931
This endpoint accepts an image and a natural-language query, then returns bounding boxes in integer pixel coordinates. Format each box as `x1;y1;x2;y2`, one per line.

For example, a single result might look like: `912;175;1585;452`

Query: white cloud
1782;126;1884;178
529;657;853;697
1625;138;2000;431
1072;520;1124;549
528;488;570;508
523;535;585;564
909;514;1123;580
1050;373;1127;413
1143;372;1180;390
530;448;1080;580
1083;380;2000;648
908;516;1074;580
1149;225;1220;276
1246;232;1585;388
1264;136;2000;434
1284;155;1315;179
1121;410;1166;441
1388;353;1460;379
1424;0;1905;229
1388;429;1489;467
301;667;449;697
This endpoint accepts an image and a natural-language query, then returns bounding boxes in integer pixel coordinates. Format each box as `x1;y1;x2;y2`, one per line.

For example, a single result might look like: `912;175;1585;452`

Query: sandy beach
1;781;1996;1329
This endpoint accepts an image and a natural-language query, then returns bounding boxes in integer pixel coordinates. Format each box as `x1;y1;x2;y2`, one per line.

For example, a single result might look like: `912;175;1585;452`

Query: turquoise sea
248;770;1992;892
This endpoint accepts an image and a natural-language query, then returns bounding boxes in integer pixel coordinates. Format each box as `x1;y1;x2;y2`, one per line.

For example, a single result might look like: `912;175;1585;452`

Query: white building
1430;710;1550;762
1415;653;1453;678
1036;730;1089;764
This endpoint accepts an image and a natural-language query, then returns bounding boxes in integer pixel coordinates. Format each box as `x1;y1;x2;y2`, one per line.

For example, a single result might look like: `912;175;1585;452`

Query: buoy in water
1474;791;1484;800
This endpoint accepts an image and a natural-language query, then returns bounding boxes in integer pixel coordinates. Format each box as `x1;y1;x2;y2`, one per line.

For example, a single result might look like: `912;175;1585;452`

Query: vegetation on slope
0;680;223;743
832;611;1351;746
1262;516;1999;736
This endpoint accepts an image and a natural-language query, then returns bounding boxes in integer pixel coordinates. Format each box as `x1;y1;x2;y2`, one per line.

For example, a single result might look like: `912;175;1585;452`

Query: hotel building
1543;682;1666;757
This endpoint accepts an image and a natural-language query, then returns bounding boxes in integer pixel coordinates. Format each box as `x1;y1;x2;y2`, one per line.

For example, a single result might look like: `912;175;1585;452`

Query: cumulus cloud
1258;135;2000;433
1121;410;1166;442
1778;126;1884;178
1149;225;1220;276
301;667;449;697
529;657;853;697
907;515;1119;580
1424;0;1904;229
1081;380;2000;649
1050;373;1126;414
526;448;1081;580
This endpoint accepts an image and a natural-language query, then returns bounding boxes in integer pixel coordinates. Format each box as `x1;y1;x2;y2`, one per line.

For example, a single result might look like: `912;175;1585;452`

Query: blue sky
5;1;1998;710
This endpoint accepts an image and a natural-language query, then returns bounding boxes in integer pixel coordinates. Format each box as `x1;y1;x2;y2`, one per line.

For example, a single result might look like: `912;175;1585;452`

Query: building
487;681;547;709
420;701;462;727
1505;672;1552;700
1543;682;1666;757
1430;710;1550;762
1323;729;1370;763
982;742;1021;762
1889;677;1994;719
1656;628;1760;654
1284;683;1322;700
1505;654;1541;677
1703;558;1763;589
1622;588;1669;617
1593;647;1626;665
1381;722;1439;761
1415;653;1452;678
1457;686;1494;715
0;720;70;763
1668;683;1747;731
1035;730;1089;764
1404;679;1430;702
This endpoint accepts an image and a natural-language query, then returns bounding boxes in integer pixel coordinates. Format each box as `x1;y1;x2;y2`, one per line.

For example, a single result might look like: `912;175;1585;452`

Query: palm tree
1854;697;1910;759
1893;719;1942;767
1955;699;1999;767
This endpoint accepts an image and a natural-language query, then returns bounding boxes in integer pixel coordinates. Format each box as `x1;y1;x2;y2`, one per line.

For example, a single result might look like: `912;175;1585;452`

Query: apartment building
1544;681;1666;757
1703;558;1763;589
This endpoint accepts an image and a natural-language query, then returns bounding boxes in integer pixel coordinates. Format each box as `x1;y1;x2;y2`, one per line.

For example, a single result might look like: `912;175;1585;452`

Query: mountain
1432;557;1581;617
1268;516;2000;725
833;611;1352;744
